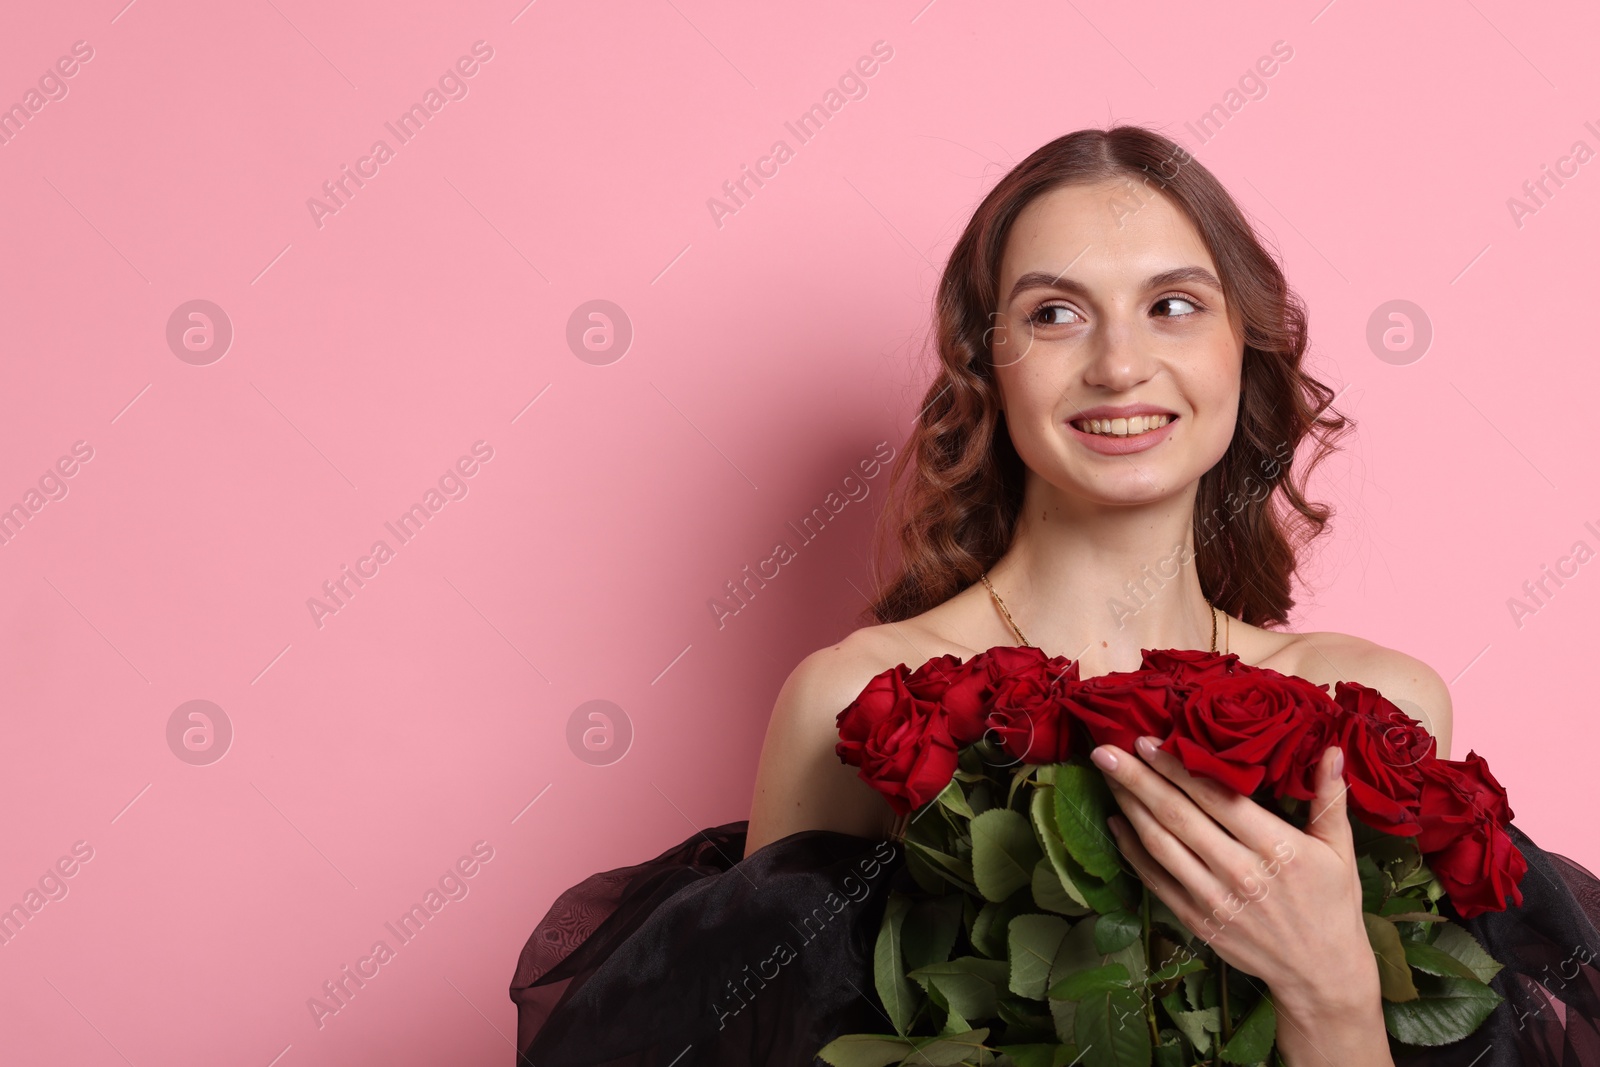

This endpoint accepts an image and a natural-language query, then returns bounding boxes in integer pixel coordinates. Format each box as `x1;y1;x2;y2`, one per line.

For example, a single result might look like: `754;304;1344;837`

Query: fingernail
1330;746;1344;777
1108;814;1125;835
1136;735;1158;758
1091;746;1118;771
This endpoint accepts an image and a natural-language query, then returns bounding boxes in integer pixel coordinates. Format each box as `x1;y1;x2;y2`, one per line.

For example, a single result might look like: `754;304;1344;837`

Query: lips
1070;413;1173;437
1064;408;1179;456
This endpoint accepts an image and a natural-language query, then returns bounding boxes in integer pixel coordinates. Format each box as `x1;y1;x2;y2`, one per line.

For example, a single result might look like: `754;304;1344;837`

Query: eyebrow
1004;265;1225;307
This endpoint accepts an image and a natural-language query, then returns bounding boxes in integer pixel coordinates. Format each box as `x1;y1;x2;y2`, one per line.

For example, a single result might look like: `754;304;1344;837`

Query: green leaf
1048;962;1130;1001
906;839;979;896
905;843;954;895
909;958;1009;1022
1182;969;1208;1012
1218;994;1275;1064
1054;763;1123;881
875;894;919;1035
1008;914;1072;1000
1033;858;1093;917
1067;851;1134;916
1363;912;1420;1002
1382;975;1503;1046
996;996;1057;1044
1006;764;1037;810
973;893;1032;959
1049;995;1077;1048
1093;909;1141;954
1146;955;1205;987
1358;854;1391;914
1031;788;1092;911
1172;1006;1219;1053
1403;938;1482;981
935;779;977;821
815;1033;916;1067
1105;936;1148;985
904;894;965;971
1430;922;1505;984
971;809;1043;903
993;1044;1057;1067
905;1028;993;1066
1073;985;1151;1067
1152;1038;1187;1067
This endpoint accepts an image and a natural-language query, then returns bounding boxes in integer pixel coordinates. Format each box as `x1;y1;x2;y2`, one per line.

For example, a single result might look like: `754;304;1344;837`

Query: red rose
1416;752;1515;853
1331;682;1429;836
904;654;993;745
1428;821;1528;919
983;646;1079;764
834;667;958;816
1067;670;1182;754
1140;648;1251;685
1334;681;1440;765
1160;669;1335;796
1261;699;1342;803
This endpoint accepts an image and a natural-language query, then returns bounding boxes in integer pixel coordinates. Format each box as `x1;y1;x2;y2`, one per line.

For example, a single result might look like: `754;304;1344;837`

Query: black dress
508;815;1600;1065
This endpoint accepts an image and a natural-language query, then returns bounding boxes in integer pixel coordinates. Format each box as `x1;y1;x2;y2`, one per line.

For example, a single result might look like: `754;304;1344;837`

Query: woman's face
989;178;1244;509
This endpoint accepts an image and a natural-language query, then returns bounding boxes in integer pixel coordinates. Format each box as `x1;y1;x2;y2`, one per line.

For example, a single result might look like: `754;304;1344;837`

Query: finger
1105;776;1235;915
1305;745;1353;854
1107;812;1196;915
1094;742;1258;879
1132;735;1300;858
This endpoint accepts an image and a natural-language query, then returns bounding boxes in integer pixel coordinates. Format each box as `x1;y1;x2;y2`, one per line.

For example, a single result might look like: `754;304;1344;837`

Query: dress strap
889;809;909;843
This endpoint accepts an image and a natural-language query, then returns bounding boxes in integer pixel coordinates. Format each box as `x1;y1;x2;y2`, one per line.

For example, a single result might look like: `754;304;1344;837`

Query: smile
1069;414;1173;437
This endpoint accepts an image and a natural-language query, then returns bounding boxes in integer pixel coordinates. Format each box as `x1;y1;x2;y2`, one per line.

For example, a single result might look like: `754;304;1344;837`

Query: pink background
2;1;1596;1063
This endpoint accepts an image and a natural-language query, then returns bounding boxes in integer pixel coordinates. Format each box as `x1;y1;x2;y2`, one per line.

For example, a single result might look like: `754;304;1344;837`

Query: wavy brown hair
865;125;1349;629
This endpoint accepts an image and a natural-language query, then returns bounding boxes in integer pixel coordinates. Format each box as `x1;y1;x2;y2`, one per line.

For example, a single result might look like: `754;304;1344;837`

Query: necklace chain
979;571;1224;654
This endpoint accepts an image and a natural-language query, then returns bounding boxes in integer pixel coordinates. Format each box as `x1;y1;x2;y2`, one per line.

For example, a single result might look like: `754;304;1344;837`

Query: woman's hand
1091;736;1396;1065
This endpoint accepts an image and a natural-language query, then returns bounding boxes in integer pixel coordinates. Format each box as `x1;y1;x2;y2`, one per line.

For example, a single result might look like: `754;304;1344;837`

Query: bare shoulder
785;625;921;711
744;620;965;857
1274;630;1454;759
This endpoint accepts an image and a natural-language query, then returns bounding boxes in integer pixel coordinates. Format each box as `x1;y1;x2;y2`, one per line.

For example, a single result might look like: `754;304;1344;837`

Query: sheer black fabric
510;822;909;1066
510;820;1600;1066
1394;823;1600;1066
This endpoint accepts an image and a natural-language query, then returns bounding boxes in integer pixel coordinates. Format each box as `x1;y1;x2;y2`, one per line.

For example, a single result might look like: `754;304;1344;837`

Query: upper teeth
1073;414;1172;436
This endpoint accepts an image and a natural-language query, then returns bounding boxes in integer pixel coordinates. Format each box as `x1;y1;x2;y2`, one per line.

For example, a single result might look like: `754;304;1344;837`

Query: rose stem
1142;888;1158;1046
1220;958;1232;1044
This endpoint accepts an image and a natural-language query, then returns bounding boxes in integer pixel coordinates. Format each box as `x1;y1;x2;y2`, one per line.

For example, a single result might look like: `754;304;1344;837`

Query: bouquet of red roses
819;647;1526;1067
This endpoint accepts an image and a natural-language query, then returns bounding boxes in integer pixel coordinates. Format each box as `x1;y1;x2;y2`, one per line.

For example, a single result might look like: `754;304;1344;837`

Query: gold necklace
979;570;1225;654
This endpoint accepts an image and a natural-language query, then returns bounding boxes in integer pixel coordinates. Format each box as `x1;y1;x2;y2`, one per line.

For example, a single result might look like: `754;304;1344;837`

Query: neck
986;475;1216;677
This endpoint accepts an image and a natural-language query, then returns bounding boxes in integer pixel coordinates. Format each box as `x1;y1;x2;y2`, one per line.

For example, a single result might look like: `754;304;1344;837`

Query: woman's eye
1031;304;1081;326
1154;295;1200;317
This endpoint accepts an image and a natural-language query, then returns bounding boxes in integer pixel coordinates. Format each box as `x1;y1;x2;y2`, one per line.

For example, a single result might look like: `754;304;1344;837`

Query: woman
510;126;1600;1066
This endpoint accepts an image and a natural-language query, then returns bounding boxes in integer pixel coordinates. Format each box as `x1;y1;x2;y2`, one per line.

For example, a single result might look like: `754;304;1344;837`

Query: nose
1081;310;1158;392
